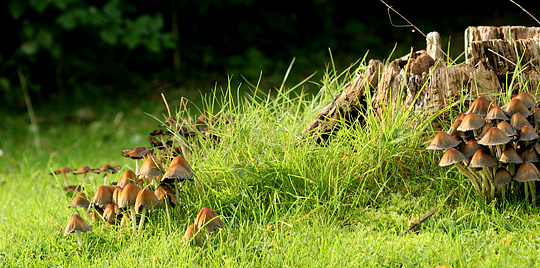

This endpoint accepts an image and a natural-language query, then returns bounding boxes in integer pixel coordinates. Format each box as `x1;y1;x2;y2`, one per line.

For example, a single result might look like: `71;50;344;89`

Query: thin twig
161;93;171;118
400;207;438;236
509;0;540;25
17;67;41;154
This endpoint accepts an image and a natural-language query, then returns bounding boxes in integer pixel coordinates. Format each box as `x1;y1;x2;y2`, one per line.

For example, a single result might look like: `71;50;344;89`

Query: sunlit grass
1;57;540;267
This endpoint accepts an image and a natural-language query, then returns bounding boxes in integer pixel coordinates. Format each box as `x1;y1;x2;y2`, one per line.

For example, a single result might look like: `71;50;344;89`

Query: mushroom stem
529;181;537;206
138;207;148;233
455;163;482;194
76;230;83;246
63;174;69;187
174;179;181;205
135;160;140;175
130;207;137;233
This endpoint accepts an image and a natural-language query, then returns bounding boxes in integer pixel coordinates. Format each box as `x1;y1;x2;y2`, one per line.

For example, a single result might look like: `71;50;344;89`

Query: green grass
2;58;540;267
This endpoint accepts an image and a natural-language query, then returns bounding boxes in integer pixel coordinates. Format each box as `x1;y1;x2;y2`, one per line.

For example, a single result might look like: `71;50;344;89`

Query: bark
303;27;540;143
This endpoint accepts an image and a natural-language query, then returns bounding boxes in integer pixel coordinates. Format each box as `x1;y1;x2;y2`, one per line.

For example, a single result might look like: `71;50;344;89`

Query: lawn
1;60;540;268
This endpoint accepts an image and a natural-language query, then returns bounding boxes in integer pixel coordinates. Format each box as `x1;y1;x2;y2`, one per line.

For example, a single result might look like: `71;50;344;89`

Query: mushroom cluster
50;164;120;192
428;93;540;204
59;112;228;246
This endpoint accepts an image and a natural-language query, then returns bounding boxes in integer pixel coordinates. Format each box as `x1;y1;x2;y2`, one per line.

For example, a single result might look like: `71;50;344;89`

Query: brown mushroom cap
99;164;120;174
514;161;540;182
447;119;463;137
121;147;154;159
162;164;192;183
531;107;540;124
477;127;511;146
467;96;491;116
427;131;461;150
494;168;513;186
138;156;163;177
69;193;90;209
438;148;467;167
462;139;487;158
485;105;509;122
515;92;536;108
521;147;540;163
184;224;201;245
103;203;121;222
477;123;493;140
134;188;159;213
74;165;93;175
499;148;524;164
117;169;137;188
497;121;518;137
112;187;123;204
457;113;485;132
64;214;92;236
195;207;224;234
510;113;531;130
51;166;74;175
502;99;532;117
118;183;141;208
519;124;540;141
469;149;498;168
92;186;115;208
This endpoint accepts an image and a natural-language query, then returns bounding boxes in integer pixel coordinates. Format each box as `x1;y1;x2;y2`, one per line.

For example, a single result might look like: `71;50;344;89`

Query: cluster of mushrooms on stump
51;113;228;246
428;92;540;204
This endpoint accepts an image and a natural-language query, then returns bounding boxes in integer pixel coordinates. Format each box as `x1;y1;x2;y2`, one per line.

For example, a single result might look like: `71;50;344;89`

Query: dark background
2;0;540;113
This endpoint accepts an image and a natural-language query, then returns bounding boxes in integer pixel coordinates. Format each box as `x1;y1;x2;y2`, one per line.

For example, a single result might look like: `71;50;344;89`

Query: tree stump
304;27;540;143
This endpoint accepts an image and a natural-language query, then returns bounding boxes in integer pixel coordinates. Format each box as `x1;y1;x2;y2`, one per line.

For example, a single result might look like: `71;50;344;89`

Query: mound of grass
1;57;540;267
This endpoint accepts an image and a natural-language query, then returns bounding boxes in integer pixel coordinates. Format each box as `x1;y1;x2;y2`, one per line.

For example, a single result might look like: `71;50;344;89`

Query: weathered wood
302;59;382;143
303;27;540;143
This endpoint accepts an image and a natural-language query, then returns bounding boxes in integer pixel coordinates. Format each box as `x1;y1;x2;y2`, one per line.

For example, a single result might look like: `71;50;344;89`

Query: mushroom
73;165;93;186
138;156;163;187
149;129;174;153
117;169;137;188
195;207;224;239
134;188;159;232
497;121;517;139
103;203;121;224
92;186;115;209
50;166;74;188
514;92;536;108
476;127;511;158
69;193;90;209
426;131;460;150
462;139;487;158
509;113;530;131
439;148;481;193
457;113;485;137
183;224;201;245
485;105;509;124
514;161;540;205
501;98;532;117
121;147;153;174
98;164;120;185
64;214;92;246
117;183;141;232
469;149;498;197
466;96;490;117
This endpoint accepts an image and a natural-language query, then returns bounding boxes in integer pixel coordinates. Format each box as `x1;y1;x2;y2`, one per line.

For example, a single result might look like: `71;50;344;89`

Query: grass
2;57;540;267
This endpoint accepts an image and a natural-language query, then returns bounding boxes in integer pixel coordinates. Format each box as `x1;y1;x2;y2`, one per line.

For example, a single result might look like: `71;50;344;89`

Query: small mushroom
64;214;92;246
92;186;115;209
118;183;141;232
195;207;224;237
466;96;490;117
50;166;74;187
69;193;90;209
73;165;93;186
121;147;153;174
134;188;159;232
502;99;532;117
514;92;536;108
183;224;201;245
485;105;509;123
138;156;163;187
117;169;137;188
